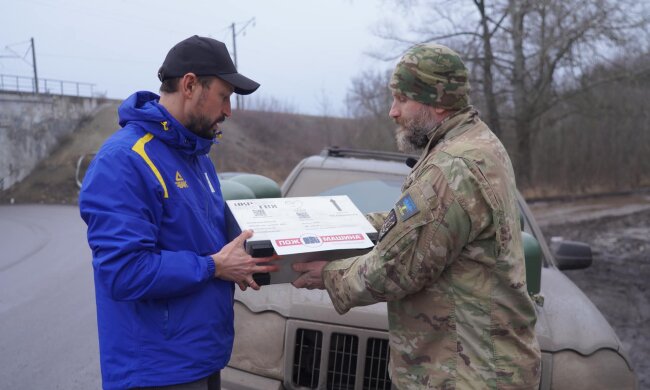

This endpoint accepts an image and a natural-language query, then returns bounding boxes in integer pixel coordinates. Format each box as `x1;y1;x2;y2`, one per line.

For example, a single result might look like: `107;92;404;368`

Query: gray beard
395;107;437;153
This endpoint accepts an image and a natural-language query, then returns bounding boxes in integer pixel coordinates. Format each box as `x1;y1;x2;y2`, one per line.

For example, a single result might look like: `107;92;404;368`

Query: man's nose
223;99;232;117
389;101;399;119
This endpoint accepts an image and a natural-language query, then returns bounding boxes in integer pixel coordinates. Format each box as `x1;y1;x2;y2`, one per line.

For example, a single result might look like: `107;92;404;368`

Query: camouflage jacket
323;107;541;389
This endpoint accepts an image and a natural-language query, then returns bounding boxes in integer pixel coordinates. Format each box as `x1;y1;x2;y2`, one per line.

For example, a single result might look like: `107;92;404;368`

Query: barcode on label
252;209;266;217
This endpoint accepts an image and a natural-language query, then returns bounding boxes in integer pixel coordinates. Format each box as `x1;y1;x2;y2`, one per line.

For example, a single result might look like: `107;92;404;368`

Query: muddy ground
530;194;650;389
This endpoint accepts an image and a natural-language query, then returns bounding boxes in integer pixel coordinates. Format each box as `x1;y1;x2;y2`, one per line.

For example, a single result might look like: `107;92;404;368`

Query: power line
1;38;39;93
4;39;32;48
39;53;156;64
230;17;256;110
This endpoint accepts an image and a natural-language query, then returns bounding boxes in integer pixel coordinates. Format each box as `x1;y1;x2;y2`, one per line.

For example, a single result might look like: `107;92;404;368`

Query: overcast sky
0;0;406;116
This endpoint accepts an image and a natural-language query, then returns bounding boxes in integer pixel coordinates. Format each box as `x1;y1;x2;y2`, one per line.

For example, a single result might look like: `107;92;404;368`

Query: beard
186;87;226;140
394;106;437;153
186;113;224;140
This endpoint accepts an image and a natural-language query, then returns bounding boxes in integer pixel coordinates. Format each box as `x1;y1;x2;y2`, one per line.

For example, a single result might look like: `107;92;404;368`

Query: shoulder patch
396;193;420;222
378;209;397;242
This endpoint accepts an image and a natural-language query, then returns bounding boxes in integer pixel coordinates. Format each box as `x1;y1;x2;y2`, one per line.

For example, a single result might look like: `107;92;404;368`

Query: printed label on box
226;195;376;255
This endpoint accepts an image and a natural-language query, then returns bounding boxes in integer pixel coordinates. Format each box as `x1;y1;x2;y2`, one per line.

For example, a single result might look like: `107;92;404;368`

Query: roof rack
322;146;418;162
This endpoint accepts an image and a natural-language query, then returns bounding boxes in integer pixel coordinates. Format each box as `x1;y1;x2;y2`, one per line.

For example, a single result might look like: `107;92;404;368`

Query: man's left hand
292;261;328;290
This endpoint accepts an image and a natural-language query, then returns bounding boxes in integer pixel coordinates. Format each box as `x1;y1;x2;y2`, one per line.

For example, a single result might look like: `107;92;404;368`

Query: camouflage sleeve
323;163;483;314
366;212;388;231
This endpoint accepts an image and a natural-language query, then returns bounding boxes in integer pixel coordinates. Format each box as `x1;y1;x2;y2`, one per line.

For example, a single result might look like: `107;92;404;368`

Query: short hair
159;75;216;94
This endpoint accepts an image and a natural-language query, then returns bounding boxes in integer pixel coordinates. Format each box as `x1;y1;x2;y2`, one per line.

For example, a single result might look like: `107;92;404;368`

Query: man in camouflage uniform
292;43;541;389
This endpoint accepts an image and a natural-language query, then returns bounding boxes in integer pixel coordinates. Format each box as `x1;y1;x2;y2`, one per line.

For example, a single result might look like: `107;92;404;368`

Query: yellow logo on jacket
175;171;188;189
161;121;169;131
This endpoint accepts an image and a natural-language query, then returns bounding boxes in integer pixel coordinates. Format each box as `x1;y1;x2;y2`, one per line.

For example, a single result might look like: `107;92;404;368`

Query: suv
220;147;638;390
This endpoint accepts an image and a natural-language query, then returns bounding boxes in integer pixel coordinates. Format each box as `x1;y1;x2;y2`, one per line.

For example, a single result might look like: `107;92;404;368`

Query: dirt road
530;193;650;389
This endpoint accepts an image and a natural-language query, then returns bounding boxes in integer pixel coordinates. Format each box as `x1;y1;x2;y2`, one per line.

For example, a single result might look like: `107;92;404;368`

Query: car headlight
229;301;286;380
551;349;638;389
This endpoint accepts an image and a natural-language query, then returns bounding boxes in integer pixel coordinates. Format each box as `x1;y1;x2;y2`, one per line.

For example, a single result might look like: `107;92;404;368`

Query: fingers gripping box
225;196;377;285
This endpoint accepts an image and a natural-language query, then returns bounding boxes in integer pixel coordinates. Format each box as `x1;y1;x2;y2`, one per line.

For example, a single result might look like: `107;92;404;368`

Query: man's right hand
291;261;327;290
211;230;279;291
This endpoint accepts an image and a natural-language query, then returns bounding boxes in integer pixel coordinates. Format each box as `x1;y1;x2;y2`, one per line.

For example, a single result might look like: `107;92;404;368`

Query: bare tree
504;0;649;187
368;0;649;189
346;68;394;118
372;0;508;138
245;94;298;114
345;68;398;151
474;0;505;138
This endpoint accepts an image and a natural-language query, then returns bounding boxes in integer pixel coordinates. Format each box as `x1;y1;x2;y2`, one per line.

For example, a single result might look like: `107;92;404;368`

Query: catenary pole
31;37;39;94
230;23;240;110
229;18;255;110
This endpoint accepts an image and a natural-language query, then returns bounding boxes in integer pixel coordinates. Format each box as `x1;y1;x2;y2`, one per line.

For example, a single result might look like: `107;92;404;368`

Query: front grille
292;329;323;388
287;322;392;390
363;338;391;390
327;333;358;390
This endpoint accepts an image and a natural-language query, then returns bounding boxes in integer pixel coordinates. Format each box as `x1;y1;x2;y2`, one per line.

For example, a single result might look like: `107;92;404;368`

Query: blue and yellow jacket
79;91;232;389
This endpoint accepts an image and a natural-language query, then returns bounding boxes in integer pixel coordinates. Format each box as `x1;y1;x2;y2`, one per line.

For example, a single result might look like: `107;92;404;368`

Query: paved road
2;200;647;389
0;205;101;389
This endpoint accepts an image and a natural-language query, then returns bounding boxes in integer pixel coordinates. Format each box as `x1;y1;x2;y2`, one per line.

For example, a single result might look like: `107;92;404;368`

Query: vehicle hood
235;284;388;330
237;268;628;360
536;267;626;357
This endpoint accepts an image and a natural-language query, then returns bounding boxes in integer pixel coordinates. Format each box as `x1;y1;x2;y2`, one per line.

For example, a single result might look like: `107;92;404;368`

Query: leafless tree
345;68;399;151
363;0;650;189
346;68;393;118
371;0;508;137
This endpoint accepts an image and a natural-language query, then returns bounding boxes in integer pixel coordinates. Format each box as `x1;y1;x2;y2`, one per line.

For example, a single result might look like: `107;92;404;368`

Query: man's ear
180;73;198;98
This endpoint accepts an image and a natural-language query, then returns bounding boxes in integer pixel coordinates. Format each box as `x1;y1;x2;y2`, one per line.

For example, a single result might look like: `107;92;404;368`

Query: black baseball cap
157;35;260;95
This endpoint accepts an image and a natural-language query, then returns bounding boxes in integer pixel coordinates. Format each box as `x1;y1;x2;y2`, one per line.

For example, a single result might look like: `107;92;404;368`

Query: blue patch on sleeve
396;193;419;222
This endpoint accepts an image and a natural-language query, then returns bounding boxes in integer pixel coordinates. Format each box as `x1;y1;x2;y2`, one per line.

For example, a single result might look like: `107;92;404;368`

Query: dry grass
0;102;393;204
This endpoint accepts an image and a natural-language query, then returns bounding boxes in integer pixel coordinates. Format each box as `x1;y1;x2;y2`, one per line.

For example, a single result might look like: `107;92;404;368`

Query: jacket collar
425;105;476;147
411;106;478;172
119;91;215;156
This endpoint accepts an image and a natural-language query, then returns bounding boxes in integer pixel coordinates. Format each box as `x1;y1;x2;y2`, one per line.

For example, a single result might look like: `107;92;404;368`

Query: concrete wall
0;92;99;190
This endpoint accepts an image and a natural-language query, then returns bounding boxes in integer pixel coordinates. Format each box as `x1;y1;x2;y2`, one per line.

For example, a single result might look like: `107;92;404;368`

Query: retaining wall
0;92;99;190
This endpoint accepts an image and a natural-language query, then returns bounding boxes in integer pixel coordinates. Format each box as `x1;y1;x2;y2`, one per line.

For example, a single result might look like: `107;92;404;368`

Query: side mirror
522;232;542;295
551;237;593;270
75;152;97;188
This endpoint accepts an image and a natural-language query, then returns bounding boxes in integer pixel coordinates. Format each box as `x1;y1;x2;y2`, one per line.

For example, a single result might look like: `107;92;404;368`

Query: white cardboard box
225;195;377;285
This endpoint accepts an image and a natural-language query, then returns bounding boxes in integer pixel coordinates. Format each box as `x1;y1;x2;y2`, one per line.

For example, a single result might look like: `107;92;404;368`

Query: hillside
0;101;391;204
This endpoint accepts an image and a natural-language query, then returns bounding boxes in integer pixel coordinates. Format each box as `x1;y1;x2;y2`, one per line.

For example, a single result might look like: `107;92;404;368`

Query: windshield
285;165;552;266
319;179;403;214
284;167;406;214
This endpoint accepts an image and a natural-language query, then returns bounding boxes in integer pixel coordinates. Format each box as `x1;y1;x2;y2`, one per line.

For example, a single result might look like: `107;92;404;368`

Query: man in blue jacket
79;35;278;390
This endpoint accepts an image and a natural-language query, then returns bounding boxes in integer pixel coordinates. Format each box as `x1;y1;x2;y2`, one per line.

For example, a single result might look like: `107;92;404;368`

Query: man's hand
211;230;279;291
291;261;328;290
